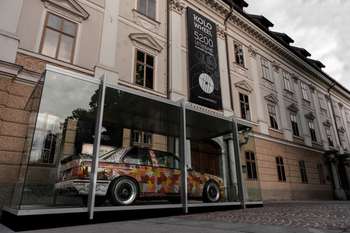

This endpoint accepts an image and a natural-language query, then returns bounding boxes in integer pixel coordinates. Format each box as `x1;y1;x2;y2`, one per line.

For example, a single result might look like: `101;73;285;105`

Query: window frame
234;43;245;67
276;156;286;182
131;130;153;148
282;71;293;92
245;151;258;180
290;113;300;137
299;160;308;184
261;57;273;82
134;49;155;90
308;120;317;142
137;0;157;20
40;12;78;63
267;103;279;130
239;93;251;121
301;82;311;102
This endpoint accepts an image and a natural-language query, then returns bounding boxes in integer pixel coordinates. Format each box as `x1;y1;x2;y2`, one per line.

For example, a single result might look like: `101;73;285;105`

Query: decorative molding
248;45;257;58
305;112;315;120
339;127;346;133
264;93;278;104
271;61;280;73
235;80;253;93
309;85;315;93
291;74;299;83
338;102;344;109
129;33;163;53
323;120;331;127
216;25;225;39
169;0;185;15
42;0;89;22
288;103;299;112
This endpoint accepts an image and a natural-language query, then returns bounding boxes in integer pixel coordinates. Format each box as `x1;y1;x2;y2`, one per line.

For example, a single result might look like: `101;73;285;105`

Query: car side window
123;148;152;166
155;151;180;169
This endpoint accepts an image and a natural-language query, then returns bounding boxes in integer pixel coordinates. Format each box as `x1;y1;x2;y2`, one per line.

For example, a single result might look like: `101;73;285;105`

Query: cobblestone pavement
183;201;350;232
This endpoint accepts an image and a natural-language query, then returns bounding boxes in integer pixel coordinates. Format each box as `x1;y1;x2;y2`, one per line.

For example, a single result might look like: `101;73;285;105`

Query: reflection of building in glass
30;113;61;164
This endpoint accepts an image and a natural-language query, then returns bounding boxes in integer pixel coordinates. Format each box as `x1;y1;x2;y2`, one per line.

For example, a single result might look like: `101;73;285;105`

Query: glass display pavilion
4;65;262;219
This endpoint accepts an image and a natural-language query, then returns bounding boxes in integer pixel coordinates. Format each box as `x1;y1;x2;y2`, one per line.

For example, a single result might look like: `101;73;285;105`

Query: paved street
184;201;350;232
0;202;349;233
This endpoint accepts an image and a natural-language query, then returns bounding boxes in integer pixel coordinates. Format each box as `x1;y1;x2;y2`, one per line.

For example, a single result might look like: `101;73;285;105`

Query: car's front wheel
110;177;138;206
203;181;220;203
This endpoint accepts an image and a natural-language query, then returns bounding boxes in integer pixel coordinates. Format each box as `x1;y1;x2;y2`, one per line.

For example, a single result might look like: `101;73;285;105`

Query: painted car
55;147;224;205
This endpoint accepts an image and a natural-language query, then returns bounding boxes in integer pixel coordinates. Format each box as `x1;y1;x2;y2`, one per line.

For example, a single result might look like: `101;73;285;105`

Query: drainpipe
224;7;234;111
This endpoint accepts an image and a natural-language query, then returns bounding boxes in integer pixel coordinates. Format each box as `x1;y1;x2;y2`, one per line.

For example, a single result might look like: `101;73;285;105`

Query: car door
151;150;181;195
122;147;156;195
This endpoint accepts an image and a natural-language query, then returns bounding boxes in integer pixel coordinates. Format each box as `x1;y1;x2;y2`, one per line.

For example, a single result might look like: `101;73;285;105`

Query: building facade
0;0;350;211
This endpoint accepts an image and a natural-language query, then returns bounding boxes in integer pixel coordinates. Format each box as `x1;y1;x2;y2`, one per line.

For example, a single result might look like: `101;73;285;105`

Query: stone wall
253;137;333;201
0;75;33;208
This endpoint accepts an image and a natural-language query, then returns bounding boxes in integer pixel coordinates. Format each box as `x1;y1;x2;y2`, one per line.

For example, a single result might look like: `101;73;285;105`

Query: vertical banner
187;7;222;110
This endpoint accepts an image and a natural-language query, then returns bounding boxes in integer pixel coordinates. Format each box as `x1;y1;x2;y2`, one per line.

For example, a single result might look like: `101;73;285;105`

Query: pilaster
95;0;120;84
169;0;186;101
0;0;23;63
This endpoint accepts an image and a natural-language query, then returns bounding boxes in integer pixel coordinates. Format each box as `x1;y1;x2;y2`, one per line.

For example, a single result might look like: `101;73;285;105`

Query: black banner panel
187;7;222;110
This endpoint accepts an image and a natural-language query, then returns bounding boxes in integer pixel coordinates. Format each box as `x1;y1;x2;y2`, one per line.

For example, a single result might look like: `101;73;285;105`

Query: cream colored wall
116;0;168;95
16;0;104;71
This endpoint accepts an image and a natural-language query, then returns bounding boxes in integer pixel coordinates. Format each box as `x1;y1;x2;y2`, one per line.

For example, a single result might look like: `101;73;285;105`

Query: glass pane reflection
19;71;100;207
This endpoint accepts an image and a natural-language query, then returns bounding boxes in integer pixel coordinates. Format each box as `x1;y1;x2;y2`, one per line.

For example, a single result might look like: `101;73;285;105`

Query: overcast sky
246;0;350;90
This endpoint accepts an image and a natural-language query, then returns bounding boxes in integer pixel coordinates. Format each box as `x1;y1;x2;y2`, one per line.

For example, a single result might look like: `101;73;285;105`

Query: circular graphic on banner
198;73;215;94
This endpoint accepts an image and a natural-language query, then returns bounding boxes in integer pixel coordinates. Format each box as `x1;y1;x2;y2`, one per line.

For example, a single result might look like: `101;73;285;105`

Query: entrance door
190;140;221;177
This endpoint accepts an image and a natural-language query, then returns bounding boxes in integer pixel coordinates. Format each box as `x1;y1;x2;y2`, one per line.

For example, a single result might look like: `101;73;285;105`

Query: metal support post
87;75;106;220
180;99;188;213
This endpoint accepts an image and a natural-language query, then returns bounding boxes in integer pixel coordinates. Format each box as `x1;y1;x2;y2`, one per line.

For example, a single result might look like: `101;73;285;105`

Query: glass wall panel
12;70;100;209
91;87;182;207
185;108;238;204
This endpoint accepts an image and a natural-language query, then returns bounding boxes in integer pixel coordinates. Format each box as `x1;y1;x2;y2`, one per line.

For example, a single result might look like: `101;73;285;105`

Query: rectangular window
317;163;326;184
245;151;258;180
276;156;286;182
268;104;279;129
290;113;300;137
261;57;272;82
299;160;308;184
308;120;317;142
301;82;310;101
239;93;251;121
131;130;152;148
234;44;245;67
325;126;334;147
282;71;293;92
137;0;156;19
40;13;77;63
135;50;155;89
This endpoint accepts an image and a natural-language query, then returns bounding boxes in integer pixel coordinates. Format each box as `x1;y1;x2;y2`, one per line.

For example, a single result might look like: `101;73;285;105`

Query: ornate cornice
272;61;281;73
235;80;253;93
288;103;299;112
170;0;185;15
265;93;278;104
305;112;315;120
248;45;257;58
